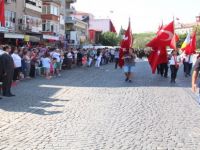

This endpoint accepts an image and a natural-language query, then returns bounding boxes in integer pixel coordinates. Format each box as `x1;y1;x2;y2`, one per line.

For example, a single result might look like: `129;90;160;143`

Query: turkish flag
147;21;175;48
0;0;5;27
119;19;133;68
156;21;174;47
110;20;116;33
146;37;159;48
148;47;167;74
120;20;133;49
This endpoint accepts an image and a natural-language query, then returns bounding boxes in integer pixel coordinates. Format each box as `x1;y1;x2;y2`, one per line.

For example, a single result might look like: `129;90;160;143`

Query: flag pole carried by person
119;18;133;68
147;20;175;74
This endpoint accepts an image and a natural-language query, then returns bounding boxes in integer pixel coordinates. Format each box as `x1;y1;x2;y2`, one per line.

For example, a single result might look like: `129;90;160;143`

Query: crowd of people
1;44;200;104
0;45;123;99
155;50;198;84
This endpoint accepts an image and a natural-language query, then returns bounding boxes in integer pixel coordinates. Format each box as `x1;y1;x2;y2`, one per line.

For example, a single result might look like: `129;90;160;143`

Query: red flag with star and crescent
148;47;168;74
146;21;174;74
119;19;133;68
156;21;174;47
0;0;5;27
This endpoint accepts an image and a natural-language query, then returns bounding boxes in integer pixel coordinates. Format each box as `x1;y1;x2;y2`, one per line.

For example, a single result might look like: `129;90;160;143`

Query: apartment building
41;0;61;42
0;0;42;45
175;14;200;34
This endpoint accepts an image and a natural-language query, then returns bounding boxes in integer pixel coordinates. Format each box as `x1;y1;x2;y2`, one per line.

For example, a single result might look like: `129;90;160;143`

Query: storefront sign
43;35;59;41
4;33;24;39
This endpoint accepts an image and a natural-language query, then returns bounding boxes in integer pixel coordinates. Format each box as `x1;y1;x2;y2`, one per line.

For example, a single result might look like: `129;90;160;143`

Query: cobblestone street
1;60;200;150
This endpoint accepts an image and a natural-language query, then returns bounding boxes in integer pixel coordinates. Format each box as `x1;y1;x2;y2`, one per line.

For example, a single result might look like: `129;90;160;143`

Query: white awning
4;33;24;39
43;35;59;41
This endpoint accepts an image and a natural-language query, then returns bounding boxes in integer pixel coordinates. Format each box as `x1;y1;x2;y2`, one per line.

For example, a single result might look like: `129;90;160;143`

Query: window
42;21;59;33
42;5;59;16
42;6;46;14
47;6;50;14
5;11;16;28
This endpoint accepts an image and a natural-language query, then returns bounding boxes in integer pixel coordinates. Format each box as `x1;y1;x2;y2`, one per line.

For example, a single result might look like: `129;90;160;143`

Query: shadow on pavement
0;61;193;116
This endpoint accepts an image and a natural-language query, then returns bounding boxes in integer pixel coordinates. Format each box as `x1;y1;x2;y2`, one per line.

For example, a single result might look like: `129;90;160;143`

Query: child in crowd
41;53;51;79
82;54;87;67
52;58;57;77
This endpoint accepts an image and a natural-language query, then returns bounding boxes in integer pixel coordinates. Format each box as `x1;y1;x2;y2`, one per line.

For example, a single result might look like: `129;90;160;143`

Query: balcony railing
43;0;61;5
66;7;76;14
65;16;76;24
65;0;77;3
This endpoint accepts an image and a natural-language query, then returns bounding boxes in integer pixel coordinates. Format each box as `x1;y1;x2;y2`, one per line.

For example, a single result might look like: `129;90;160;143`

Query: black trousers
183;62;186;73
13;67;21;81
170;65;178;81
185;63;193;76
2;71;14;95
29;64;35;78
115;58;119;69
157;65;161;74
160;63;168;77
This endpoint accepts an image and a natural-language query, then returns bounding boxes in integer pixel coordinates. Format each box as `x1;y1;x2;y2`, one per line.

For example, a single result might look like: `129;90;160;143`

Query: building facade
41;0;61;42
0;0;43;45
175;14;200;34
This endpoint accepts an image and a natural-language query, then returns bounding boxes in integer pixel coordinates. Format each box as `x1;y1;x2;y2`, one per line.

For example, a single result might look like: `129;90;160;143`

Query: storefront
42;35;60;47
2;33;24;46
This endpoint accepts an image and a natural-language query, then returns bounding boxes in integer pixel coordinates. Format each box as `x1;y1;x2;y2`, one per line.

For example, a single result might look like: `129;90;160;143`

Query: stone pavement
0;60;200;150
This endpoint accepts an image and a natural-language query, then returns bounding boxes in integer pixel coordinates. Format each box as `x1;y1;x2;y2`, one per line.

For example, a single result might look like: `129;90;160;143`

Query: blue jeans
123;65;134;73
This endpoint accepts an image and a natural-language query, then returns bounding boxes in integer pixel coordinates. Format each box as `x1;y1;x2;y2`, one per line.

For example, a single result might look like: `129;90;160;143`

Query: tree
99;32;120;46
133;32;155;49
194;25;200;49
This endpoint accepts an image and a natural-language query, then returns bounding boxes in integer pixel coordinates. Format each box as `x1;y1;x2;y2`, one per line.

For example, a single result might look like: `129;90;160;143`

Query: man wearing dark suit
0;46;4;99
1;46;15;97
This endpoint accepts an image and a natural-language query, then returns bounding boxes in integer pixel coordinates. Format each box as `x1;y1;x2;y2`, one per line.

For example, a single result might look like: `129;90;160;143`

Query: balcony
65;0;77;3
43;0;61;5
66;7;76;14
25;3;42;13
65;16;76;24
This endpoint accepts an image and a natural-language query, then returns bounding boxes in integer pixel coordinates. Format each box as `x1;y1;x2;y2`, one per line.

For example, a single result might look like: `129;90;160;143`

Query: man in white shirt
67;50;73;69
51;49;61;76
169;50;181;83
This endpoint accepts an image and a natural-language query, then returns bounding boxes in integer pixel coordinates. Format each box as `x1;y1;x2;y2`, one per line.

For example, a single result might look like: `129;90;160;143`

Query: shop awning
43;35;59;41
4;33;24;39
24;35;40;42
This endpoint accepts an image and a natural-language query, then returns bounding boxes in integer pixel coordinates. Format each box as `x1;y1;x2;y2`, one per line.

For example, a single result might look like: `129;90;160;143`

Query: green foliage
99;32;120;46
118;26;126;40
195;25;200;49
133;32;156;48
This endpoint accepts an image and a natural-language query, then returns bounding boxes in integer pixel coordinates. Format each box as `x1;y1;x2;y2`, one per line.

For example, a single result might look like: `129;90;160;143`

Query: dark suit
0;55;4;82
1;53;14;96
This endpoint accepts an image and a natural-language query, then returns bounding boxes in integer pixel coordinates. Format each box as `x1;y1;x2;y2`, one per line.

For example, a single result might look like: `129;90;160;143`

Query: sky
74;0;200;33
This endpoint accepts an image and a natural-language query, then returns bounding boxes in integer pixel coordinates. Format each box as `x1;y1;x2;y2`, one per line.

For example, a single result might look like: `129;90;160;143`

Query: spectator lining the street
11;47;22;81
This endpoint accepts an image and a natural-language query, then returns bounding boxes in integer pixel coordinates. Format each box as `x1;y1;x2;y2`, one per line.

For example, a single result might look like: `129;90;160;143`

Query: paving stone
0;62;200;149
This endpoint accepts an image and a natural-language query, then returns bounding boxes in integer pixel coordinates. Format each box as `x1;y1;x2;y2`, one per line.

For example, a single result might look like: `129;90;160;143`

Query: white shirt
184;55;193;64
67;52;73;59
169;55;181;65
111;49;115;55
0;49;5;55
11;53;22;68
52;52;61;62
41;57;51;68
